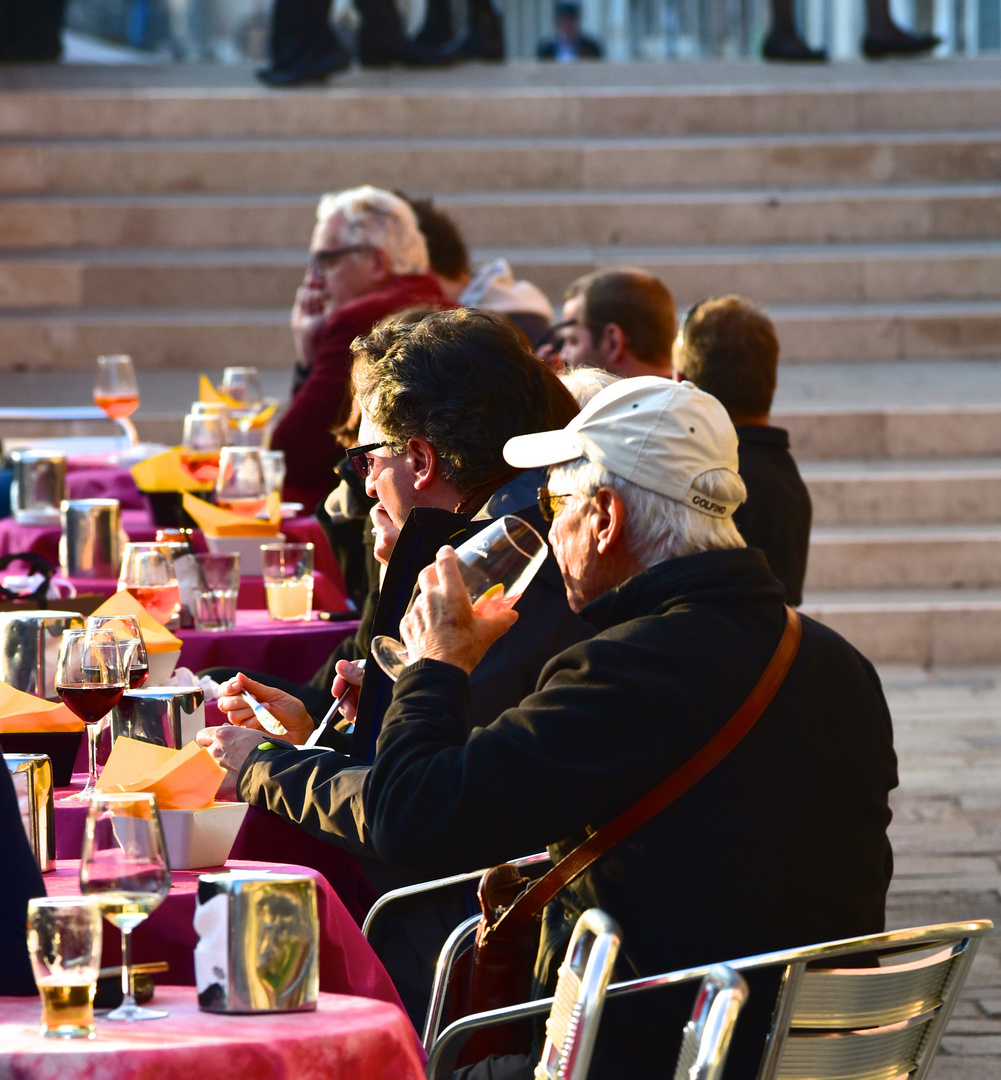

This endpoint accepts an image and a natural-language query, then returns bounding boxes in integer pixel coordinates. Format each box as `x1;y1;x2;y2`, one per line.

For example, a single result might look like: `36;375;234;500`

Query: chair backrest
673;965;749;1080
425;920;992;1080
755;923;988;1080
533;908;622;1080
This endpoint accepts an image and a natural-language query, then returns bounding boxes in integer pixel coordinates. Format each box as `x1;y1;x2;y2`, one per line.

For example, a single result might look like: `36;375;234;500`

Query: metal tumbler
0;609;85;700
109;686;205;751
4;753;55;872
58;498;122;578
9;451;66;525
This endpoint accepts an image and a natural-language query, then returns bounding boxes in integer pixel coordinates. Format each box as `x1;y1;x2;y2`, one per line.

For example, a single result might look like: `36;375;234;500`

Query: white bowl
146;648;181;683
205;533;286;577
159;801;249;870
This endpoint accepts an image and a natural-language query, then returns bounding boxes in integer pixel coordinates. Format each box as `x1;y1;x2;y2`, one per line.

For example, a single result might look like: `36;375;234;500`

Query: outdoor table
53;787;378;928
176;609;358;680
45;858;403;1011
0;986;426;1080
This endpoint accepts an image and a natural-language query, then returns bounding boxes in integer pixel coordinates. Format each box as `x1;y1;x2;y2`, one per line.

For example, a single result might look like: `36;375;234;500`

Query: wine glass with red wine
86;615;149;689
56;629;127;802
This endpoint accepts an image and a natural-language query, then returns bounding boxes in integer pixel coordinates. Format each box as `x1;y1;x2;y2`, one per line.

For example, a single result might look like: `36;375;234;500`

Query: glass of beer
27;897;103;1039
261;542;314;621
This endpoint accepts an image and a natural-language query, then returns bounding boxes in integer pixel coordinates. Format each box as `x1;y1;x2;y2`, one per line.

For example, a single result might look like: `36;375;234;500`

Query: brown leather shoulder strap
491;605;802;938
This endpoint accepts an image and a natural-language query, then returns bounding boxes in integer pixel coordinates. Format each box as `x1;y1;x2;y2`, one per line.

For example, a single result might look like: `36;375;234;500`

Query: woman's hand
215;672;315;745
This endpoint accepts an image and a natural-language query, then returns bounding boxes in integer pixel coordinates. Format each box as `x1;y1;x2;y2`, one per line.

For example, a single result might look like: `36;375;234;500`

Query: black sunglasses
537;486;575;522
346;441;388;479
309;244;375;273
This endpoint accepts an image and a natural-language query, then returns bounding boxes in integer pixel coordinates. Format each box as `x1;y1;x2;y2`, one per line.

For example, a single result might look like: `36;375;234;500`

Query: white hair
316;186;429;275
559;366;621;407
549;456;747;569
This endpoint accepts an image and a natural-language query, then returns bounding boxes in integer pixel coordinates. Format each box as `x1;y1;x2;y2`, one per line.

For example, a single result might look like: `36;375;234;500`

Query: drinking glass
259;449;286;500
261;542;314;622
222;367;263;446
87;614;149;689
215;447;266;516
56;628;127;800
119;543;181;625
371;515;547;681
80;792;172;1021
26;897;103;1039
191;552;240;631
94;354;140;447
181;412;224;484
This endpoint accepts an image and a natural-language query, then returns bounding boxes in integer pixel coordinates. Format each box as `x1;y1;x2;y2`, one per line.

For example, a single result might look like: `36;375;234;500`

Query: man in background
559;268;675;376
537;1;603;60
271;186;451;508
672;294;812;606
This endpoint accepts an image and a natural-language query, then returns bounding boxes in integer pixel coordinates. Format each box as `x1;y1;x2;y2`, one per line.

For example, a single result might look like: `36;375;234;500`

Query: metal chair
424;919;992;1080
360;850;552;1050
672;965;748;1080
423;907;622;1080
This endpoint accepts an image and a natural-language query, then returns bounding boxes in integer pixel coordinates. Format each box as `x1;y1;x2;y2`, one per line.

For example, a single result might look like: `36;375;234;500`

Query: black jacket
364;547;896;1078
733;424;812;606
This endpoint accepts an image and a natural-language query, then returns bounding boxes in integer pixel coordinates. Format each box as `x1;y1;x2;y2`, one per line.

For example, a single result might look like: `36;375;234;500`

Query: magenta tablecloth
45;858;408;1020
54;777;378;929
66;463;149;511
0;987;425;1080
177;609;357;680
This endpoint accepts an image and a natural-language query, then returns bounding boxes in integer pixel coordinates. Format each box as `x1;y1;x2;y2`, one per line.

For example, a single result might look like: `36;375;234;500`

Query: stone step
2;131;1000;195
802;459;1001;526
801;589;1001;665
7;240;1001;309
3;82;1000;139
4;300;1000;369
805;524;1001;590
4;185;1001;250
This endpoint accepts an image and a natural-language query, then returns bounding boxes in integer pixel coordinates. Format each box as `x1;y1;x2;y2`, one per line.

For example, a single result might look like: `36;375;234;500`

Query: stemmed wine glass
371;515;548;681
118;543;181;625
93;354;140;447
221;367;263;446
56;629;127;801
80;792;171;1021
86;615;149;689
180;412;225;484
215;447;267;516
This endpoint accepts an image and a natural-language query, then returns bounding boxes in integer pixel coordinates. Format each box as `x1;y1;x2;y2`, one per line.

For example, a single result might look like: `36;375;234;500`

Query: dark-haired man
559;268;675;376
672;294;812;605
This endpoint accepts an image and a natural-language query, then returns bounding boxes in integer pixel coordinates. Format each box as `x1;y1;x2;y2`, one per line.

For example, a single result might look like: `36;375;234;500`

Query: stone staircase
2;60;1001;663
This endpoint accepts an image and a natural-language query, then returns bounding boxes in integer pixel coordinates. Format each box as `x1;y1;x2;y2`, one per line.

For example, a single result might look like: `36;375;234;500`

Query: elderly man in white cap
360;376;897;1080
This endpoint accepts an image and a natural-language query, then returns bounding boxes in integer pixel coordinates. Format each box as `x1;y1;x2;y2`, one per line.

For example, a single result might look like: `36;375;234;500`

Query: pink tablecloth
0;986;425;1080
177;609;358;680
54;785;378;928
45;859;405;1018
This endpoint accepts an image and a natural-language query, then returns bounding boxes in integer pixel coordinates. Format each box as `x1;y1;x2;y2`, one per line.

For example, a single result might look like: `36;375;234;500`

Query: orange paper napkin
97;735;225;810
0;681;83;733
91;591;182;651
131;447;213;492
182;491;282;538
199;376;276;430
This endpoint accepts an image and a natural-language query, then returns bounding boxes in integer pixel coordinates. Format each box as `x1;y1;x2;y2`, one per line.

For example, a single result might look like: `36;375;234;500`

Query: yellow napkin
182;491;282;537
97;736;225;810
200;377;276;430
92;591;182;651
0;681;83;733
131;447;213;492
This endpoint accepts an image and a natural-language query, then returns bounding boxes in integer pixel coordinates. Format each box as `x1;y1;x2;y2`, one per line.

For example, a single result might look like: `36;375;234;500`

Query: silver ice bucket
9;452;66;525
110;686;205;751
4;753;55;872
59;498;122;578
194;871;318;1014
0;609;84;700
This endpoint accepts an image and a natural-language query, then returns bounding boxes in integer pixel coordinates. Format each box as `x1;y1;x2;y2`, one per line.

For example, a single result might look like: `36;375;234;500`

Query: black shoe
256;44;351;86
762;31;827;61
356;0;455;66
862;29;940;57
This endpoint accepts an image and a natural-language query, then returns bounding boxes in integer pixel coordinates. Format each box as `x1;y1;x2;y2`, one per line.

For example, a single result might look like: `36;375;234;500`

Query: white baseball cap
503;376;742;518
